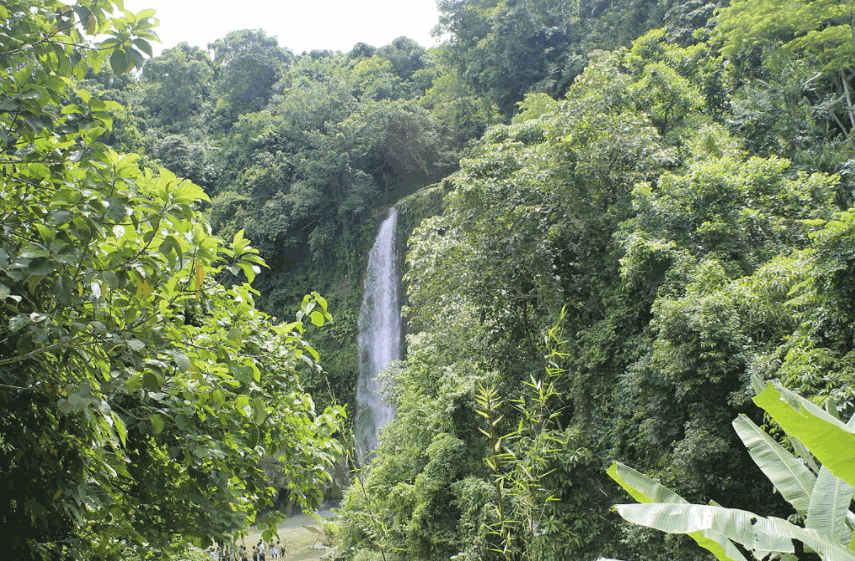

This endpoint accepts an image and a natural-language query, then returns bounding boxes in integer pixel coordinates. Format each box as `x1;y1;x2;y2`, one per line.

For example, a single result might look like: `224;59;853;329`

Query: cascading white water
354;208;401;462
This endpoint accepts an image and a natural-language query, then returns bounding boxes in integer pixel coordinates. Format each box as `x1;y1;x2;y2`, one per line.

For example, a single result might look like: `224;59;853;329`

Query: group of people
205;539;286;561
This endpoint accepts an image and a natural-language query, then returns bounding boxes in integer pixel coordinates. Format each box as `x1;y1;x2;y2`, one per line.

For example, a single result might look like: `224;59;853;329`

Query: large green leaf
607;461;688;504
789;523;855;561
791;436;822;474
608;462;748;561
807;466;854;545
616;504;855;561
808;410;855;545
732;414;815;513
755;385;855;487
616;503;793;553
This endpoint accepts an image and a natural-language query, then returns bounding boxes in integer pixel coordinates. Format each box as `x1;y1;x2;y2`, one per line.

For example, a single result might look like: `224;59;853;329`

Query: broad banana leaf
791;436;821;474
785;520;855;561
607;461;689;504
732;414;815;513
615;503;855;561
607;462;748;561
754;385;855;487
807;466;855;545
808;411;855;546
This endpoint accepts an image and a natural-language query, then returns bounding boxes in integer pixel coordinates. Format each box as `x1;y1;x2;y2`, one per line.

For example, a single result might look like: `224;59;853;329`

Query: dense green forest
3;0;855;560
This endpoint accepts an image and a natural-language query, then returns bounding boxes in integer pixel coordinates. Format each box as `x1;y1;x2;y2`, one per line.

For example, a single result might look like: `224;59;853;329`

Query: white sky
122;0;443;55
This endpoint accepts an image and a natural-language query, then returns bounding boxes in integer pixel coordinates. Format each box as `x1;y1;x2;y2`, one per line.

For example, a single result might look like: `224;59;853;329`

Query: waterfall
354;208;401;462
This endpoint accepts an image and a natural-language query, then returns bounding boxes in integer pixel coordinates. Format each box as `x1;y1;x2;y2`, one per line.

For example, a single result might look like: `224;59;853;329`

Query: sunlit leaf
310;310;325;327
755;385;855;487
150;414;165;434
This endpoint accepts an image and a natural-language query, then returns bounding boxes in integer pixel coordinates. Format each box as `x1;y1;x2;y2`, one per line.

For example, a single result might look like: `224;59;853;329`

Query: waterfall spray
354;208;401;462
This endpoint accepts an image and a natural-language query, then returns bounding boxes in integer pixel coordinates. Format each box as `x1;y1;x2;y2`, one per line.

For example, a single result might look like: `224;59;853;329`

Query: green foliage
26;2;855;560
417;69;501;144
337;302;610;561
715;0;855;76
715;0;855;154
434;0;694;116
405;47;678;391
139;42;215;130
209;29;294;126
349;56;406;101
475;313;606;561
609;381;855;561
149;132;218;189
0;5;342;559
611;137;840;502
338;14;855;561
377;37;429;83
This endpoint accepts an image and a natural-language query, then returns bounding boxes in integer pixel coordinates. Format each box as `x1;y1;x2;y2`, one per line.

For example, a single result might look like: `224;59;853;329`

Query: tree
417;69;501;145
335;21;855;560
348;56;406;101
148;132;218;190
209;29;294;126
435;0;576;115
377;37;428;82
715;0;855;152
139;42;215;130
0;4;342;559
434;0;679;116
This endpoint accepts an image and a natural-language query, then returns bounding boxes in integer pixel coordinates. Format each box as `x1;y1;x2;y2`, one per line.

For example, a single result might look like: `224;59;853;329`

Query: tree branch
0;335;98;367
840;69;855;131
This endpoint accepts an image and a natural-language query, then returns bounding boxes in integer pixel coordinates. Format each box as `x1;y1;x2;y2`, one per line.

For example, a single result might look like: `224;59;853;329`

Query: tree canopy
334;5;855;561
7;0;855;560
0;3;342;559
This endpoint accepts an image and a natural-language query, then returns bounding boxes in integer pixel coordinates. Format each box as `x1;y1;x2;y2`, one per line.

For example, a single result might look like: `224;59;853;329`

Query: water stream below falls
354;208;401;462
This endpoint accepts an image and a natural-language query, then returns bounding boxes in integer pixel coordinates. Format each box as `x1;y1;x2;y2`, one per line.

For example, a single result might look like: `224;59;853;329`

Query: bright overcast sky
121;0;443;55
